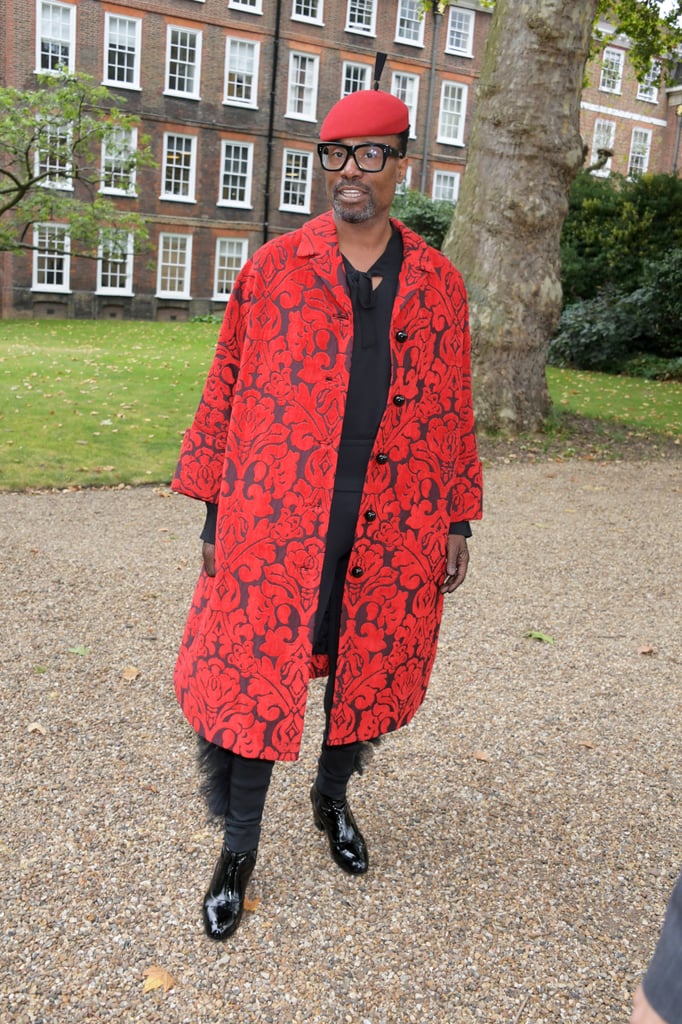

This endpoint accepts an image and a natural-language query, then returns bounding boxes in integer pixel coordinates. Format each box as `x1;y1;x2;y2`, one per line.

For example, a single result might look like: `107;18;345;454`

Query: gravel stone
0;458;680;1023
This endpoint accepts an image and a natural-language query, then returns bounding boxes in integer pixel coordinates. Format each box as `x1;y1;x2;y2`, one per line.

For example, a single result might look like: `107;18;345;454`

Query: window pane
106;16;139;86
447;9;473;54
396;0;422;44
225;39;258;104
287;53;318;118
33;224;69;290
163;135;195;198
215;238;248;296
293;0;321;19
439;83;466;144
40;1;72;71
168;28;200;95
347;0;374;33
600;49;623;92
99;231;133;292
220;142;252;205
158;234;191;295
342;62;370;95
281;150;311;210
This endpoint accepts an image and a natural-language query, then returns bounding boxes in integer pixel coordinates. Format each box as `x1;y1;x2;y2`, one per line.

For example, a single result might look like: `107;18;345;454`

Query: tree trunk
443;0;600;433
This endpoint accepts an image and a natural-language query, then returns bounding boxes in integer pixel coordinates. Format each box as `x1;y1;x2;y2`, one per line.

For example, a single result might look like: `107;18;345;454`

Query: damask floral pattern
172;212;483;761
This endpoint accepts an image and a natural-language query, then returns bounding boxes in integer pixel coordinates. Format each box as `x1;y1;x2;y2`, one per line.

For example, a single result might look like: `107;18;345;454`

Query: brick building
582;15;682;179
0;0;680;321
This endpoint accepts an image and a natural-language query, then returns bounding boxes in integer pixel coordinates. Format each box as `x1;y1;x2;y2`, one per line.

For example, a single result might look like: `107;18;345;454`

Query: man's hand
440;534;469;595
203;541;216;577
631;983;669;1024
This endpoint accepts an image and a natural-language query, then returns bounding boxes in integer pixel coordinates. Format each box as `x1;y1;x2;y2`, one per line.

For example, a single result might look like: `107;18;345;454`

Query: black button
393;395;406;406
364;509;377;522
350;566;363;578
395;330;408;343
376;453;388;464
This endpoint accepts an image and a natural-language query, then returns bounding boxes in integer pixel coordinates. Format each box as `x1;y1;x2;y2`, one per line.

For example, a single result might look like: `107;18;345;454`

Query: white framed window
97;231;134;295
32;224;71;291
628;128;652;176
345;0;376;36
591;118;616;175
395;0;424;46
438;81;468;145
446;6;475;57
36;0;76;73
342;61;371;95
101;127;137;196
286;52;319;121
599;47;624;94
165;26;202;99
229;0;263;11
280;149;313;212
214;237;249;299
218;140;254;207
637;64;659;103
432;169;460;203
292;0;323;24
157;233;192;298
391;72;419;139
161;133;198;202
35;120;73;190
103;14;142;89
224;37;260;107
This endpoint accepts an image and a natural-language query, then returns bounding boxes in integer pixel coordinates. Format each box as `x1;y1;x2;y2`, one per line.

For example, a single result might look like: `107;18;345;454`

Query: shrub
390;189;455;249
548;288;645;373
560;171;682;304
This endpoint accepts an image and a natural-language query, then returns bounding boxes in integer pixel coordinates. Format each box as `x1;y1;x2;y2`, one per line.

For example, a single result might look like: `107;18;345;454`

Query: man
172;87;483;941
631;871;682;1024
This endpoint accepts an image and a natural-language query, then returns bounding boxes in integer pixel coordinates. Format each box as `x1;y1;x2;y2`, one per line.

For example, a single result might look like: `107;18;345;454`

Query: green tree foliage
560;171;682;302
0;71;154;256
390;189;456;249
595;0;682;81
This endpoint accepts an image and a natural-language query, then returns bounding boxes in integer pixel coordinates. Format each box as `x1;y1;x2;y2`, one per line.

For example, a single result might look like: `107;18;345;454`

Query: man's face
322;136;408;226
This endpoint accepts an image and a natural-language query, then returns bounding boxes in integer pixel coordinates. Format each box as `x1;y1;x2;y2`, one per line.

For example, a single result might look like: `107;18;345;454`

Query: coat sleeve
171;264;250;503
449;275;483;524
642;871;682;1024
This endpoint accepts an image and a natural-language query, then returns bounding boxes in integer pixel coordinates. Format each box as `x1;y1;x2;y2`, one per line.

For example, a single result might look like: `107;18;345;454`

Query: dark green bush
549;248;682;375
560;171;682;304
548;288;645;372
390;189;455;249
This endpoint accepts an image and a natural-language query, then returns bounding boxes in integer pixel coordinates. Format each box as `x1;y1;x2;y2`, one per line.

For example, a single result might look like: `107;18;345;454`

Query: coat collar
296;210;436;274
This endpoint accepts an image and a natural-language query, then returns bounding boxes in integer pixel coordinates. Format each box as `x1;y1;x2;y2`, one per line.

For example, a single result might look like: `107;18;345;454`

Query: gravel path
1;457;680;1024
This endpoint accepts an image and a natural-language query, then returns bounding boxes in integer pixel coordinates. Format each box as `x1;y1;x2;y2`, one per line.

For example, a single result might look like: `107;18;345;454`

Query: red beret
320;90;410;141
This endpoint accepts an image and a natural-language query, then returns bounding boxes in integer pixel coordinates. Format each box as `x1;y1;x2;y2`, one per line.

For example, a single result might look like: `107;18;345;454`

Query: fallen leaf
524;631;555;645
243;895;260;913
27;722;47;736
638;645;655;656
68;644;89;656
121;665;140;681
472;750;490;763
142;965;177;994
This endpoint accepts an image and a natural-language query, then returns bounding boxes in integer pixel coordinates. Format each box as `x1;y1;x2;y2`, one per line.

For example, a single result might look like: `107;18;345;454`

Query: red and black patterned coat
172;212;483;761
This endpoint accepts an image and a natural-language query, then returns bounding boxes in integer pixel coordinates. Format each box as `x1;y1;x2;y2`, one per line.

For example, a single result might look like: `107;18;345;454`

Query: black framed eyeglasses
317;142;403;173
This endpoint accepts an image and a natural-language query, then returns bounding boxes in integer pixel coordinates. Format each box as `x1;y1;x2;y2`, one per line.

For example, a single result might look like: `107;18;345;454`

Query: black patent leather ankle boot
202;845;257;940
310;784;368;875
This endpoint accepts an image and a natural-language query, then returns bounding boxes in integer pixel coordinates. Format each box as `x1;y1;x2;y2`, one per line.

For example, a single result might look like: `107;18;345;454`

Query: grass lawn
1;319;680;492
0;319;216;491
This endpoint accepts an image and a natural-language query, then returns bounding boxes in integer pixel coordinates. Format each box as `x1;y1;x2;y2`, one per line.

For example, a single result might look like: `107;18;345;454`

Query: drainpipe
420;2;443;194
263;0;283;244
